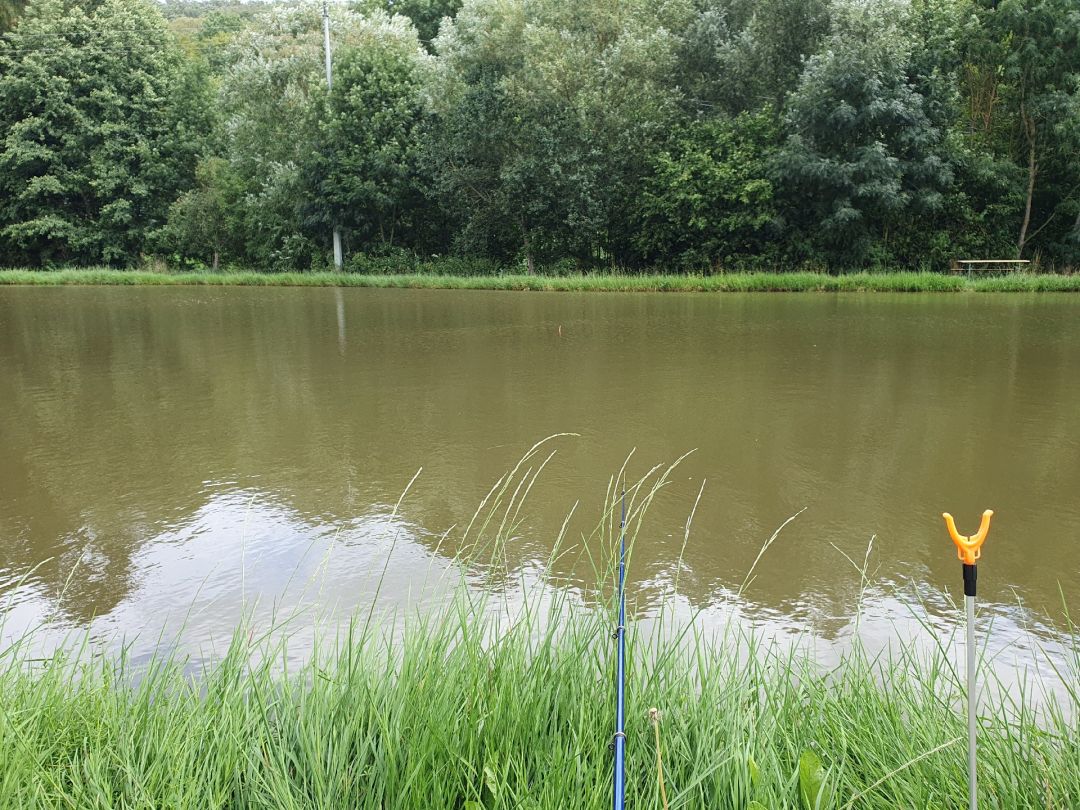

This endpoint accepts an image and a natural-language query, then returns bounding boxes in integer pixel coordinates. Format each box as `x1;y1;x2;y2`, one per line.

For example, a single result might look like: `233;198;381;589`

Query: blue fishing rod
611;491;627;810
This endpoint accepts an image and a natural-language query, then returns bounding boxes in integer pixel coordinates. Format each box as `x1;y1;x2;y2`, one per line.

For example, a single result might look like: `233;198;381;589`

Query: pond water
0;287;1077;687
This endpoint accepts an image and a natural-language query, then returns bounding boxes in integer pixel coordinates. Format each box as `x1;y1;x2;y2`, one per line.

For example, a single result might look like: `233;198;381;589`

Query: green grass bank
3;268;1080;292
1;595;1077;809
1;446;1077;809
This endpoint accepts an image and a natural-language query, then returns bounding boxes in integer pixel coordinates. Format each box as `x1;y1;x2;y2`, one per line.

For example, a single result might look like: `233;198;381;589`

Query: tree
204;3;339;269
775;0;954;266
194;3;436;270
305;12;435;253
162;157;243;269
0;0;212;266
677;0;830;116
429;0;690;270
989;0;1079;258
634;112;777;270
357;0;462;47
895;0;1024;264
952;0;1080;262
192;9;247;73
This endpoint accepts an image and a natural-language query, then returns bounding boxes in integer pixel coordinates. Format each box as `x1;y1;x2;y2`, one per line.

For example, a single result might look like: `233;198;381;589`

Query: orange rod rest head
942;509;993;565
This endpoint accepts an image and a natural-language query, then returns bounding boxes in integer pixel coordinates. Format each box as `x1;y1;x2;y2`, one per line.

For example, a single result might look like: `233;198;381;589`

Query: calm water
1;288;1078;678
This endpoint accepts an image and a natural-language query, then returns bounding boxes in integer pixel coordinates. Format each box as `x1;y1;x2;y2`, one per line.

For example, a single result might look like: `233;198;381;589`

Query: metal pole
322;0;343;270
966;591;977;810
321;1;333;90
943;510;991;810
612;492;626;810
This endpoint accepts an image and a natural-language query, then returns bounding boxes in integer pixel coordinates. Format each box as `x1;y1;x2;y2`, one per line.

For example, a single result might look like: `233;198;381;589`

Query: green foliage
677;0;831;115
0;0;212;266
357;0;463;45
306;13;435;252
0;0;27;33
429;0;689;270
988;0;1080;260
634;112;778;270
798;750;835;809
2;0;1079;271
162;158;244;268
164;2;260;71
745;756;770;809
205;4;343;270
191;9;247;72
178;4;443;270
777;0;954;267
158;1;261;22
198;8;245;39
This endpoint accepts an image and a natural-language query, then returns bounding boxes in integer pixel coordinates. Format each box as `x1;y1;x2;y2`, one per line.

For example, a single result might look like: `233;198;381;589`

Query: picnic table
951;259;1031;276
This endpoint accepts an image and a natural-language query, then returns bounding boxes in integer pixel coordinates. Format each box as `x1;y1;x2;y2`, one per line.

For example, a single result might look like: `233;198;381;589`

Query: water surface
1;287;1077;679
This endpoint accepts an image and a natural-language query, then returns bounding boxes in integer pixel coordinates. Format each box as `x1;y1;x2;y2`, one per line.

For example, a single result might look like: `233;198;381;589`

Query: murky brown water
1;287;1078;679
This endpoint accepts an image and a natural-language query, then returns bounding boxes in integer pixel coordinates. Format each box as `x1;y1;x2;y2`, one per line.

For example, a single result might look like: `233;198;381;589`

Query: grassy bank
1;447;1076;808
1;591;1077;809
3;268;1080;292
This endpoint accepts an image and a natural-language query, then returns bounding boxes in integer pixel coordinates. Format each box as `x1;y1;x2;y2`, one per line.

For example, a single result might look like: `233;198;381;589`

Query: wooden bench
951;259;1031;276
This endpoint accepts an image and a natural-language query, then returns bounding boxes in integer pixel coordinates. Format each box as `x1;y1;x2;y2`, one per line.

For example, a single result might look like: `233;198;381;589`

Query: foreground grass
1;446;1076;808
3;267;1080;292
1;594;1077;808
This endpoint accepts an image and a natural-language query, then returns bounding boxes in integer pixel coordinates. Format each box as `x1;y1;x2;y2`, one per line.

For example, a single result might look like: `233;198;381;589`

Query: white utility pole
322;0;343;270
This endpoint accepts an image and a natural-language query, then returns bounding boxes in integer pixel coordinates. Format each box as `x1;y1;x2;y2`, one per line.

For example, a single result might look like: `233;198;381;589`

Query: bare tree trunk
1017;109;1037;258
212;250;219;271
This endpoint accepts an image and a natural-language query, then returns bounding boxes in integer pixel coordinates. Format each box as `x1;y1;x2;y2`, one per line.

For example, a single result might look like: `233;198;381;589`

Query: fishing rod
612;490;627;810
942;509;993;810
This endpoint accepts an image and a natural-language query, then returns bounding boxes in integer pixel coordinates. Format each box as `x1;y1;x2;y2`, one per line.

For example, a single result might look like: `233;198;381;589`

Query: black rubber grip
963;563;977;597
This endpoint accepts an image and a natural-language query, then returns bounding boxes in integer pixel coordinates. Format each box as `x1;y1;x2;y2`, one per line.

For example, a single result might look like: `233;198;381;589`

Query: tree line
1;0;1078;273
